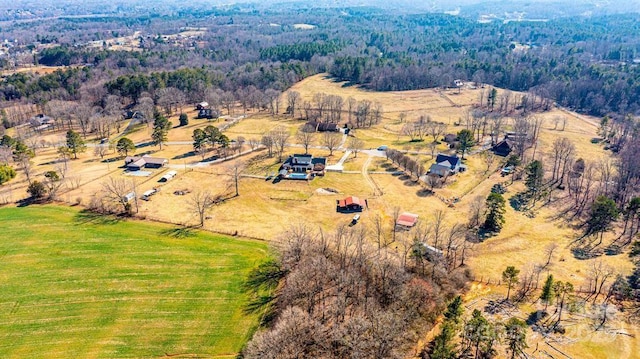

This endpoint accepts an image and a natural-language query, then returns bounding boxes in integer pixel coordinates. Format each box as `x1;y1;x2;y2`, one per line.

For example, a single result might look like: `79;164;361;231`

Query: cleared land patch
0;205;268;358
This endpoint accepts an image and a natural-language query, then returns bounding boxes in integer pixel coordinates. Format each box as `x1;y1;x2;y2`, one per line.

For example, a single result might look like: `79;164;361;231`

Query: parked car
377;145;388;151
501;166;514;176
352;214;361;222
141;188;158;201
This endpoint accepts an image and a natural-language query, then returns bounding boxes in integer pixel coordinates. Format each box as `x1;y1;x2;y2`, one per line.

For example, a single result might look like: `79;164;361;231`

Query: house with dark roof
429;154;462;176
280;154;327;179
30;114;54;131
283;154;313;172
491;139;514;157
124;155;168;171
124;110;145;120
196;108;218;119
282;154;327;174
337;196;366;212
305;121;339;132
443;133;457;144
196;102;209;110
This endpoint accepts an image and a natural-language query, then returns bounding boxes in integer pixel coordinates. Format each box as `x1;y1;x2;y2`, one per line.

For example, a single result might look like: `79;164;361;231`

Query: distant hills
2;0;640;20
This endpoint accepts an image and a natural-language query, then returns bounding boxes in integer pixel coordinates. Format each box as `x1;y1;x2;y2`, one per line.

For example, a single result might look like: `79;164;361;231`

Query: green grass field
0;205;269;358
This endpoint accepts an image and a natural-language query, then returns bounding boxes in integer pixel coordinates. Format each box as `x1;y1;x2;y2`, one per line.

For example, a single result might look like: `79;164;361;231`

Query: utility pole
235;166;239;197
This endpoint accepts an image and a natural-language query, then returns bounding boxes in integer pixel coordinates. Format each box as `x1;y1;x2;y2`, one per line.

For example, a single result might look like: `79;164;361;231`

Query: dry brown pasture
0;65;74;77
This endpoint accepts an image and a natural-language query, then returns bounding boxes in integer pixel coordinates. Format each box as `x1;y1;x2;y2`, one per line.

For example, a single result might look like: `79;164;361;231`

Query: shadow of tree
73;209;123;225
172;151;196;160
526;310;548;326
159;226;197;238
403;179;419;187
243;260;285;326
416;188;434;197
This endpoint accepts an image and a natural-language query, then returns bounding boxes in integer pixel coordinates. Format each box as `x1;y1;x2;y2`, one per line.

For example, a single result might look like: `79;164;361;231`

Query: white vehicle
159;170;178;182
352;214;361;222
141;189;157;200
122;192;136;203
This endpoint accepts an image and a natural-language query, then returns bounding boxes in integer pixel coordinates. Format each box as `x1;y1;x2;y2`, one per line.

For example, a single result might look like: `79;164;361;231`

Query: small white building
159;170;177;182
122;192;136;203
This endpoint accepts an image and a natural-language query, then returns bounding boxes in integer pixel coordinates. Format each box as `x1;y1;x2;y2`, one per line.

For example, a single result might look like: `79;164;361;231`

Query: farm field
0;65;78;77
0;205;269;358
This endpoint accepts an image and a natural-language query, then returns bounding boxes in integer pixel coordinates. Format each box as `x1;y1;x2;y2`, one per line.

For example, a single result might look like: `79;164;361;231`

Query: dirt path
559;107;599;129
362;155;382;196
437;89;459;107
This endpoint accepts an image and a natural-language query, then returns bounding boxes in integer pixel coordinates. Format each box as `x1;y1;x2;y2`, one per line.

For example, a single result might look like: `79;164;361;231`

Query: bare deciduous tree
102;177;134;214
468;195;485;229
483;152;496;174
18;155;34;184
93;144;109;159
347;136;364;158
428;121;447;143
270;126;290;162
550;137;575;185
261;133;275;157
264;89;281;116
543;243;558;268
74;102;93;137
323;132;341;156
287;91;300;118
512;116;532;160
227;160;246;197
135;96;155;124
190;190;218;227
296;124;316;155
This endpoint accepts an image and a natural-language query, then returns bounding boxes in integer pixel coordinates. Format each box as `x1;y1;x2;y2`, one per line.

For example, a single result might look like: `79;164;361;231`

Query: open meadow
0;205;269;358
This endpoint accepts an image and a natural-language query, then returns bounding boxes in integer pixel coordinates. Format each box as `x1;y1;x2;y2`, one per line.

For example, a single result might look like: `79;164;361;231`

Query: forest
2;8;640;121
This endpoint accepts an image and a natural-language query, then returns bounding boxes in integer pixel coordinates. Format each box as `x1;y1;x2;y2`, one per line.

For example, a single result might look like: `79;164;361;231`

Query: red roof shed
396;212;418;227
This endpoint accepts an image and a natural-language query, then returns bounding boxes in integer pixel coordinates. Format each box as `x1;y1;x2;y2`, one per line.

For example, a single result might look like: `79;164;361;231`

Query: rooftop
338;196;365;208
396;212;418;227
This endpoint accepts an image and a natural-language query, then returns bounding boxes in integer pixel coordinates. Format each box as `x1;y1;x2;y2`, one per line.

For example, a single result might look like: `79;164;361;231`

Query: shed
417;243;444;261
396;212;418;228
160;170;177;182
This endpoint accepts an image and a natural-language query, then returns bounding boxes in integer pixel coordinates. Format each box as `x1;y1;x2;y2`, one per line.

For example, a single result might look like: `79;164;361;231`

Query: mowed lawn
0;205;269;358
